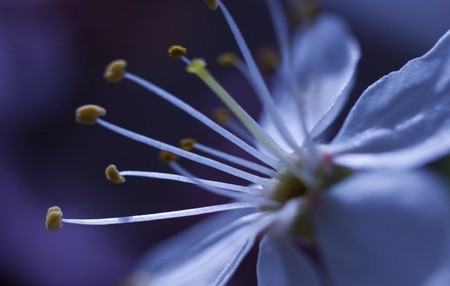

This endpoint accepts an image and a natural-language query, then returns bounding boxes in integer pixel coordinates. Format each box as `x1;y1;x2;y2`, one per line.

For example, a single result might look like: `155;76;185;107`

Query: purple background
1;0;449;285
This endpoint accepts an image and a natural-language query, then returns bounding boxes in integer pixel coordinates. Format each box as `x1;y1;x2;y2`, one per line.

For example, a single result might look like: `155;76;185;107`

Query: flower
46;0;450;285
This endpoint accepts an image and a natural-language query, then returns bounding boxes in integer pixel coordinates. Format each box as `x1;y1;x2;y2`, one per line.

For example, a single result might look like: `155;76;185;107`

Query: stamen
266;0;290;73
216;1;308;162
185;58;314;186
104;59;127;82
186;59;287;160
168;45;188;59
75;105;106;125
179;137;196;151
211;107;231;125
223;118;255;143
61;202;260;226
203;0;218;10
123;72;279;169
182;138;277;177
119;170;262;195
256;47;280;73
159;150;179;164
265;0;320;165
212;108;254;143
169;160;260;201
105;164;126;184
217;52;240;67
46;206;63;231
96;118;271;186
291;0;320;26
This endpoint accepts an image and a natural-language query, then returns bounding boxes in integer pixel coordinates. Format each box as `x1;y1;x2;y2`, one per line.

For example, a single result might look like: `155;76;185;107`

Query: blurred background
1;0;449;285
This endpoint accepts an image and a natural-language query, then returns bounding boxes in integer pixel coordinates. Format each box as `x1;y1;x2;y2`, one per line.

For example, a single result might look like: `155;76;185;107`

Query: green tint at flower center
271;160;353;241
271;171;308;204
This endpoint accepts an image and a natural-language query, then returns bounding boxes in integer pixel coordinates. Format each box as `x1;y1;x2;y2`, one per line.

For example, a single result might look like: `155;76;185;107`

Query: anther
104;59;127;82
105;164;125;184
168;45;188;59
292;0;320;26
203;0;218;10
186;59;207;74
256;47;280;73
75;105;106;125
180;138;196;151
159;150;179;164
46;206;63;231
217;52;239;67
212;108;231;124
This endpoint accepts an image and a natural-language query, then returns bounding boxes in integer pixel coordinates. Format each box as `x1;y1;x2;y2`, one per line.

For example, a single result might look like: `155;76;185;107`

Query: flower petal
424;246;450;286
257;234;321;286
313;170;450;286
329;29;450;168
130;212;271;286
259;13;360;152
424;220;450;286
132;210;248;274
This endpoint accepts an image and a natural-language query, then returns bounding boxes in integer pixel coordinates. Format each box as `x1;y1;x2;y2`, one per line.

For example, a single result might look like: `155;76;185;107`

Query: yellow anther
217;52;239;67
212;108;231;124
180;138;197;151
203;0;218;10
75;105;106;125
105;164;125;184
46;206;63;231
256;47;280;74
291;0;320;26
159;150;179;164
186;59;207;74
168;45;187;59
104;59;127;82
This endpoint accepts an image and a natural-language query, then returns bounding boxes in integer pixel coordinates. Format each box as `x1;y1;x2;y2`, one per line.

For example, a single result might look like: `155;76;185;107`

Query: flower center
271;171;308;204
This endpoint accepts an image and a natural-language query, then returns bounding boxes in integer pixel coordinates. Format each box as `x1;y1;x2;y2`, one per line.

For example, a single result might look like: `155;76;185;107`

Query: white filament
62;202;260;225
97;118;271;186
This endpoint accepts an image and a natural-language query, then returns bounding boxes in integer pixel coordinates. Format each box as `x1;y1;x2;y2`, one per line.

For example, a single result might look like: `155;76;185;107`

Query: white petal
329;29;450;169
313;170;450;286
132;210;249;274
131;212;272;286
424;249;450;286
259;13;360;152
257;234;321;286
424;218;450;286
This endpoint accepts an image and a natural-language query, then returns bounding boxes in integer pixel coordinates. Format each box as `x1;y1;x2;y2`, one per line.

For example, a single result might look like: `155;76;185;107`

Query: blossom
46;0;450;285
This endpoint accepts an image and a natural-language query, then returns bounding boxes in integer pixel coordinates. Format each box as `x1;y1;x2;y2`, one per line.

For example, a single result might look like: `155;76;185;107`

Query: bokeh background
1;0;449;285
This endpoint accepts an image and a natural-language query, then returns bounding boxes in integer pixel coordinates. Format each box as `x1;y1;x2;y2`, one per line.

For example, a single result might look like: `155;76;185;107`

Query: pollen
212;108;231;124
46;206;63;231
292;0;320;25
256;47;280;73
217;52;239;67
186;59;207;74
75;105;106;125
180;138;196;151
203;0;218;10
168;45;188;59
105;164;125;184
104;59;127;82
159;150;179;164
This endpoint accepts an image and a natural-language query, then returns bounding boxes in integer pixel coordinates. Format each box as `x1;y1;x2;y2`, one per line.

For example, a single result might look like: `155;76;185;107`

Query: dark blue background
1;0;449;285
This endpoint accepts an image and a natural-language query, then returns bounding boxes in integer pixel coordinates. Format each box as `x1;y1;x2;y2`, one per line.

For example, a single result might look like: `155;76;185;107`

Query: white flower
46;0;450;285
